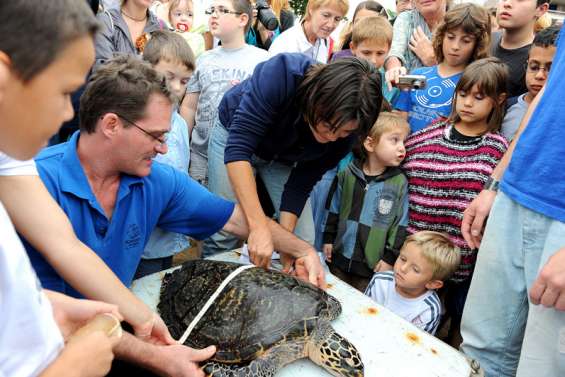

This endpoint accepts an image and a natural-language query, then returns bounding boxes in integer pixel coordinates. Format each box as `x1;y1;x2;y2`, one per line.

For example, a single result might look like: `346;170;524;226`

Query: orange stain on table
406;332;420;344
327;283;334;289
430;348;438;355
363;307;378;315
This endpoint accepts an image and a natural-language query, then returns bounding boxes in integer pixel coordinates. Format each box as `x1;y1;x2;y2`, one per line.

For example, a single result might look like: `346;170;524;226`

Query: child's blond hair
403;231;461;281
359;112;409;162
351;16;393;48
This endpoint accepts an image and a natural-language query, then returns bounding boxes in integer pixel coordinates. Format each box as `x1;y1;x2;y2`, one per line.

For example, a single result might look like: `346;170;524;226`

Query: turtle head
307;321;364;377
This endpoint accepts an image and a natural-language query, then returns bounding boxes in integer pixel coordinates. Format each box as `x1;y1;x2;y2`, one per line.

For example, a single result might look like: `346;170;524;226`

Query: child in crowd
136;30;195;278
490;0;549;97
402;57;509;341
332;16;399;104
168;0;206;57
322;113;410;292
336;0;384;52
501;25;559;141
394;3;491;133
180;0;268;186
365;231;460;335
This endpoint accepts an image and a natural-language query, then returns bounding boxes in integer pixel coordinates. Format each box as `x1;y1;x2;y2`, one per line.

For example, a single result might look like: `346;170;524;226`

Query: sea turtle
158;260;364;377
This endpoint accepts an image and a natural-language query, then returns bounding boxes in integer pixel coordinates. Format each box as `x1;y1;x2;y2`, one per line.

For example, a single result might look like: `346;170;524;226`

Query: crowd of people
1;0;565;376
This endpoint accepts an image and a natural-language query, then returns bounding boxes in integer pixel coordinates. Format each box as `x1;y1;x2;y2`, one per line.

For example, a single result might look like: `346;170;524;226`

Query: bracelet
483;177;499;192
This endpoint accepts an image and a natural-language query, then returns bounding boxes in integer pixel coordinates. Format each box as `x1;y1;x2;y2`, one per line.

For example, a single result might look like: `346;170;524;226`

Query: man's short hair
143;30;196;72
351;16;393;47
403;231;461;281
297;57;382;139
0;0;98;82
79;55;173;134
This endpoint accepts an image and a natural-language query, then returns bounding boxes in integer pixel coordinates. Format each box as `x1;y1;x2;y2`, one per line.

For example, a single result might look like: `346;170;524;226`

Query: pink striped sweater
403;120;508;282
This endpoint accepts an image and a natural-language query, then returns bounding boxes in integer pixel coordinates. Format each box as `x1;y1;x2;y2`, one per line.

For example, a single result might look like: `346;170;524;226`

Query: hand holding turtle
294;252;327;289
135;312;177;345
322;244;333;263
155;344;216;377
247;223;275;269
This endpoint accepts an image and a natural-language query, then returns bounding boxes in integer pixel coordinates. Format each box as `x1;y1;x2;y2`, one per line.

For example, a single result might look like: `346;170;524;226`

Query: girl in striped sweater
402;57;509;343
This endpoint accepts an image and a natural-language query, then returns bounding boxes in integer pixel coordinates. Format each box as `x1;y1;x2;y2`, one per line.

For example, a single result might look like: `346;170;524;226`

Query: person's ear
99;113;121;139
425;279;443;290
535;2;549;19
240;13;250;29
0;51;12;106
363;136;376;153
349;41;357;53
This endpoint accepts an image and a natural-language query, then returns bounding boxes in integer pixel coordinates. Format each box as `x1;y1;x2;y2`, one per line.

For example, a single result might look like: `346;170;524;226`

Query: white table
131;251;479;377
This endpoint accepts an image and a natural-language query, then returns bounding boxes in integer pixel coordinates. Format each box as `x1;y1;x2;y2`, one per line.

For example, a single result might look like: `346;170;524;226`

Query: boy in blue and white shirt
365;231;460;335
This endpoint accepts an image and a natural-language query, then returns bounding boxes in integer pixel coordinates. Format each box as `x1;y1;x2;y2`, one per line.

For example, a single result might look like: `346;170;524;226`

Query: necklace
121;9;147;22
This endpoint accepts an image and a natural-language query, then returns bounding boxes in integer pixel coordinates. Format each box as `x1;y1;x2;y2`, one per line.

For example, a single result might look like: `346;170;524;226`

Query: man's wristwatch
483;177;500;192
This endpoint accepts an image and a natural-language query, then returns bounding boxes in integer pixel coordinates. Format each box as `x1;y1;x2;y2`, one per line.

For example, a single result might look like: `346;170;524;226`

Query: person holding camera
268;0;348;63
246;0;295;50
180;0;268;188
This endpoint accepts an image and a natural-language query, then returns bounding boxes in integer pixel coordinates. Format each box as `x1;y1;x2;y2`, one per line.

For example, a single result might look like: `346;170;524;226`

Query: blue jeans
310;168;337;252
204;122;315;257
460;192;565;377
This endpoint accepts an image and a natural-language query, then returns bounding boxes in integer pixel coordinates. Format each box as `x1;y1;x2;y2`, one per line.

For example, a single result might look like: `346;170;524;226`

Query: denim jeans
460;191;565;377
310;168;338;252
204;121;315;257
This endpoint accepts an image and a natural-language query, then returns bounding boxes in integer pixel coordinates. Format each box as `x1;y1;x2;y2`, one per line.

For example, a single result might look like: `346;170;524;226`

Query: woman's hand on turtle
247;224;275;269
294;252;327;290
409;27;437;66
135;312;176;345
156;344;216;377
385;66;407;91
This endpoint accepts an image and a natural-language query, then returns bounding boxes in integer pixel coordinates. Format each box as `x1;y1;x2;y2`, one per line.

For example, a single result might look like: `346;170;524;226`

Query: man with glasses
500;26;559;141
25;54;325;300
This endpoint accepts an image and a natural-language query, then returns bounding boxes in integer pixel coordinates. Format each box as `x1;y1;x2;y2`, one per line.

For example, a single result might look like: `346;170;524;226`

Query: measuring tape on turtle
178;264;255;344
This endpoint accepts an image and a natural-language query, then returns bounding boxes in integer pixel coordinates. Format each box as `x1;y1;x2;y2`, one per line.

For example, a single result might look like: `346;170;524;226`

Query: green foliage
289;0;308;17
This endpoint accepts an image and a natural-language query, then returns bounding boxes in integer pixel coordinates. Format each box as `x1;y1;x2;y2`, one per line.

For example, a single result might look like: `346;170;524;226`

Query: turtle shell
158;260;341;363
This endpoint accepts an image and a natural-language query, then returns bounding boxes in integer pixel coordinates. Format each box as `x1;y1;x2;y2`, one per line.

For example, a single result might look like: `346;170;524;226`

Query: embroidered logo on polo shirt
124;224;142;249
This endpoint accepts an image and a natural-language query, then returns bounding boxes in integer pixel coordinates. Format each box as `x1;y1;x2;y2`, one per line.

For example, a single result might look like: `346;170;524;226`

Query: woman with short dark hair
205;53;383;267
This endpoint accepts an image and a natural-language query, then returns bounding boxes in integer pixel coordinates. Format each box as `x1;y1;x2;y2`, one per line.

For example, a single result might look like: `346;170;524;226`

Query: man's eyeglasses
525;60;552;74
204;6;243;16
117;114;168;145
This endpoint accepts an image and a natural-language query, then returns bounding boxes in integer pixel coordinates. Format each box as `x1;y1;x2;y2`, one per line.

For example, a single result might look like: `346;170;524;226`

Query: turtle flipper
203;340;305;377
307;321;364;377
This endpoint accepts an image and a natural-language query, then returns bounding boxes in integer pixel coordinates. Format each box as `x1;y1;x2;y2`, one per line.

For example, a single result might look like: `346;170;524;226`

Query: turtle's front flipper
203;340;305;377
306;321;364;377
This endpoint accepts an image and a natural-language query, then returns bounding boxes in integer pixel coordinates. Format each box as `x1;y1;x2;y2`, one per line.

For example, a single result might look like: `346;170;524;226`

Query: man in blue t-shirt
459;27;565;377
25;56;326;301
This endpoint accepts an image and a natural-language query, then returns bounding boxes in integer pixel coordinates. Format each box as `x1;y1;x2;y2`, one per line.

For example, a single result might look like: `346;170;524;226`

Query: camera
255;0;279;31
395;75;427;90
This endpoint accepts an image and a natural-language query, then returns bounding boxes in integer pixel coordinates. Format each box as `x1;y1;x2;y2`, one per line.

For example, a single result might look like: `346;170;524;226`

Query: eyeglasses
117;114;168;145
525;60;552;74
204;6;243;16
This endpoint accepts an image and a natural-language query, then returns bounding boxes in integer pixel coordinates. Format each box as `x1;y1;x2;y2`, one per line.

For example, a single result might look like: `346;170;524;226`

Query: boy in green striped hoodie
323;112;410;292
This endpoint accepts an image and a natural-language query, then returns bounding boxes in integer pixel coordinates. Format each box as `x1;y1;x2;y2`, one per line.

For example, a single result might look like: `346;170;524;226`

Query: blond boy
332;16;399;104
365;231;461;335
323;113;410;292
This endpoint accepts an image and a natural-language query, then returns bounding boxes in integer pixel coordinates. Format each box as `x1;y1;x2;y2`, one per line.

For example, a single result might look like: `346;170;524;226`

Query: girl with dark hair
204;53;382;265
394;3;491;133
402;57;509;344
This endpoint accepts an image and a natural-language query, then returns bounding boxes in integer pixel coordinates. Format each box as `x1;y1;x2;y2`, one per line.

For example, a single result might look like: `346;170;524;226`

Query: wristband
483;177;499;192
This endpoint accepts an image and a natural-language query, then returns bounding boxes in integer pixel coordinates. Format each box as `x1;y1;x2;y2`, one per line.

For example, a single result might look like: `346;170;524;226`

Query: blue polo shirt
24;132;234;297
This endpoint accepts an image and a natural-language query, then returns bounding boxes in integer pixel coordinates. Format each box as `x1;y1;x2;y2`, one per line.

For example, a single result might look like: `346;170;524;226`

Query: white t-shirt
268;23;331;63
364;271;442;335
0;152;37;176
0;152;63;376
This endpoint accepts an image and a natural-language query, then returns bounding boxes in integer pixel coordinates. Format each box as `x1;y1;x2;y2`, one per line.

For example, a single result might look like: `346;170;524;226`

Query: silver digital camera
395;74;427;90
